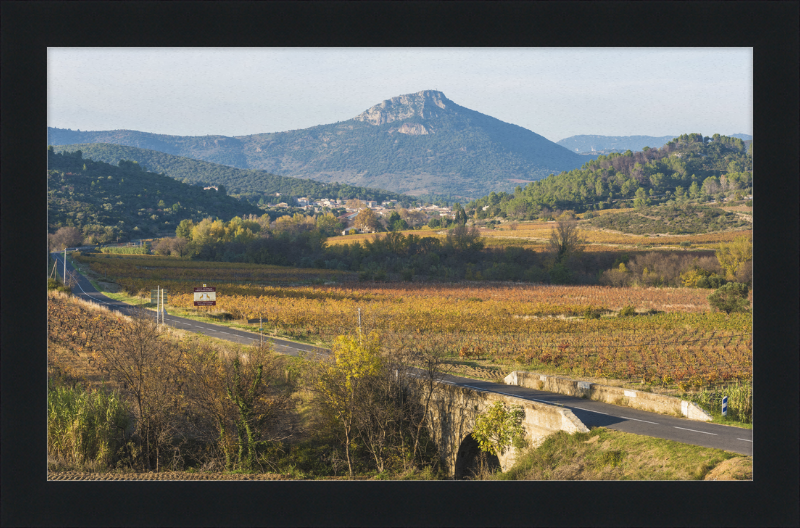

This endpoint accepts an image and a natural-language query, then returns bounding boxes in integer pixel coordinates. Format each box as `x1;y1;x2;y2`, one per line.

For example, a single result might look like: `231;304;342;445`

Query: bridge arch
453;433;500;480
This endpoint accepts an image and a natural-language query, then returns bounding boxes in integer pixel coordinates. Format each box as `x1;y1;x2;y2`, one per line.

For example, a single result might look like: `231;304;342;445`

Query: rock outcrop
354;90;451;126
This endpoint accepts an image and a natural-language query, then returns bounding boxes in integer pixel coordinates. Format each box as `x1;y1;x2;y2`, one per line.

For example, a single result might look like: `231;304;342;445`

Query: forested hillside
467;134;752;219
48;90;589;198
52;143;410;204
47;148;263;242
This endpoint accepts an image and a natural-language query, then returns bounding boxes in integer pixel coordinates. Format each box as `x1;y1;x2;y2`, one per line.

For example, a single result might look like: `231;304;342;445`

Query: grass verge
492;427;751;480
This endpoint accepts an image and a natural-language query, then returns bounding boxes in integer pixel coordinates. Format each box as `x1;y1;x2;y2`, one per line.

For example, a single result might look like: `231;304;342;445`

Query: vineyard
326;223;752;252
479;224;752;249
69;253;752;389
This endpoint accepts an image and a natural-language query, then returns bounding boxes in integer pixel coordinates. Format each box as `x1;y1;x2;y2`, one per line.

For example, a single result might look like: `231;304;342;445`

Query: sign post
151;288;168;324
722;395;728;417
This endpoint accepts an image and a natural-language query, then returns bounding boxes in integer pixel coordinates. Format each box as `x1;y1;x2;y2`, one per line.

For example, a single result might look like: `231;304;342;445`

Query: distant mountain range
557;134;752;155
48;90;589;199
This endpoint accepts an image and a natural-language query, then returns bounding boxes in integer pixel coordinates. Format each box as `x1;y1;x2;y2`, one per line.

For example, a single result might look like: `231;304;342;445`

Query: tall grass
681;381;752;423
47;385;131;470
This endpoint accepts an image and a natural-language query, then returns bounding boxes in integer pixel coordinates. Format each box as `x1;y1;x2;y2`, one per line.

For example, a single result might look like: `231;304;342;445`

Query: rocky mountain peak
353;90;453;125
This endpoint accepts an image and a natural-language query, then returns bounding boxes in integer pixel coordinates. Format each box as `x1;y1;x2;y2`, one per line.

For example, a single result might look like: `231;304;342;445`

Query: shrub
618;305;636;317
47;277;71;294
472;402;527;457
708;282;750;314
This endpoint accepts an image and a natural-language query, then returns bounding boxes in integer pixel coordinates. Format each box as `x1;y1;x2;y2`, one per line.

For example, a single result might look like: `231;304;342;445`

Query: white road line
574;407;609;415
737;438;753;442
674;426;717;436
620;416;660;425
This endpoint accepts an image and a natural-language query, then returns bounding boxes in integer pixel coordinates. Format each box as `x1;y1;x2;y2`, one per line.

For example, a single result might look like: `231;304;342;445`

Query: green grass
48;384;131;471
492;427;750;480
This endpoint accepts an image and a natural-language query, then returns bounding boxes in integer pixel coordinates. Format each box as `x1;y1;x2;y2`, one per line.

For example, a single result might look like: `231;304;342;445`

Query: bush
47;277;71;294
708;282;750;314
549;263;573;284
618;305;636;317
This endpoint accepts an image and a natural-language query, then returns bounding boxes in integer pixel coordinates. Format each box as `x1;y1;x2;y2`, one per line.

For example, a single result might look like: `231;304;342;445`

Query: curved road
51;252;752;456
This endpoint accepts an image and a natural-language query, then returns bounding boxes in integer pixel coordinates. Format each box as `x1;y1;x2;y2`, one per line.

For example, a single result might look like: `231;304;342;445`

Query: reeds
681;380;752;423
47;384;131;470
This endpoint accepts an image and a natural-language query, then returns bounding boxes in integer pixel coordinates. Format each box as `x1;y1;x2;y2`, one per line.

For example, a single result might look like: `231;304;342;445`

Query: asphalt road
51;252;753;456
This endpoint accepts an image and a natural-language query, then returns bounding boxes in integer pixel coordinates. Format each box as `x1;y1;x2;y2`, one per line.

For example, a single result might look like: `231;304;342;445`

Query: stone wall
504;371;712;422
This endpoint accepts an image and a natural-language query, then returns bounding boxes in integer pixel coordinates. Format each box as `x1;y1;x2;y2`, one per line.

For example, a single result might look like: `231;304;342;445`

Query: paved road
51;252;753;456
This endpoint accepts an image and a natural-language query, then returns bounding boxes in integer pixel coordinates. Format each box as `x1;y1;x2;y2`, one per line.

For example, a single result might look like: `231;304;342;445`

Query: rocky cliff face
353;90;452;125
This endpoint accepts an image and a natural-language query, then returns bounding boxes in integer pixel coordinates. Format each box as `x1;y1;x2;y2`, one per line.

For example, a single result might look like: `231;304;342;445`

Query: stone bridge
416;381;590;479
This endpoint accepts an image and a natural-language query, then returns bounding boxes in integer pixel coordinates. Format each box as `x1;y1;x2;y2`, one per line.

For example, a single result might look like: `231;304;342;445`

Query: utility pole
63;247;67;283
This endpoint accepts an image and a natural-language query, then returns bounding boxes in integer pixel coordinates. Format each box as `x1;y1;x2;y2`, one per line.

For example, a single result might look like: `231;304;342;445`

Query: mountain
50;143;411;204
556;135;679;154
47;147;263;241
47;90;588;199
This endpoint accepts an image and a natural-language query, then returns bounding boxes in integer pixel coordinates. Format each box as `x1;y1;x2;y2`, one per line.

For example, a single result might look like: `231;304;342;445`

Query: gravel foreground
48;471;292;481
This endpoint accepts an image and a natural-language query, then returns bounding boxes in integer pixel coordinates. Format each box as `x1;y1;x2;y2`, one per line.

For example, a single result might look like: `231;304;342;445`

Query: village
266;194;456;235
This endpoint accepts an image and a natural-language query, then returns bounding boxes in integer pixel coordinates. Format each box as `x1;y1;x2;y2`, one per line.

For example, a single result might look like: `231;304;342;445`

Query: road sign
150;289;168;304
722;396;728;416
194;287;216;306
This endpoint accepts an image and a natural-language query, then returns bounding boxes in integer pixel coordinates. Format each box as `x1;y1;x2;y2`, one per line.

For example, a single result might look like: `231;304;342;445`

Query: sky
48;48;752;143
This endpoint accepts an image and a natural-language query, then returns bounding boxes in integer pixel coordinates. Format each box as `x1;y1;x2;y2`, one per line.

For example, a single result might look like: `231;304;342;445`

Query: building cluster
266;197;456;236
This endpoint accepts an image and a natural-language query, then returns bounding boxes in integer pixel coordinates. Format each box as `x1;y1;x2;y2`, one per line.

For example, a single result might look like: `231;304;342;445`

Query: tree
315;212;343;237
453;203;468;225
345;199;365;210
708;282;750;314
444;224;484;252
175;219;194;240
315;330;383;477
154;238;173;256
471;402;526;457
633;187;650;209
715;235;752;280
49;226;84;251
184;340;292;471
547;220;584;263
354;208;380;233
92;308;185;471
170;237;189;257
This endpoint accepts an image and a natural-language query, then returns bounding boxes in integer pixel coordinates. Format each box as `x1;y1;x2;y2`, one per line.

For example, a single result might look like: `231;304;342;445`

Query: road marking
574;407;609;415
674;426;717;435
620;416;659;425
737;438;753;442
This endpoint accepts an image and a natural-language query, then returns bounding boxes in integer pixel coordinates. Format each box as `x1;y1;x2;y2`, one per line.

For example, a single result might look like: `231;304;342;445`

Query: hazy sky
48;48;752;142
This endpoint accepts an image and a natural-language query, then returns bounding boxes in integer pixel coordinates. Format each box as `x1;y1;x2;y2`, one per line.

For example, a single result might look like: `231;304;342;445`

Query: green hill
467;133;753;218
47;147;264;242
47;90;588;199
50;143;410;204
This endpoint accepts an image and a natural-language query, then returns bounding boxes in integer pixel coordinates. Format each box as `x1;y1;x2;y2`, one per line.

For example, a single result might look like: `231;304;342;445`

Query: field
72;253;753;390
324;221;752;252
